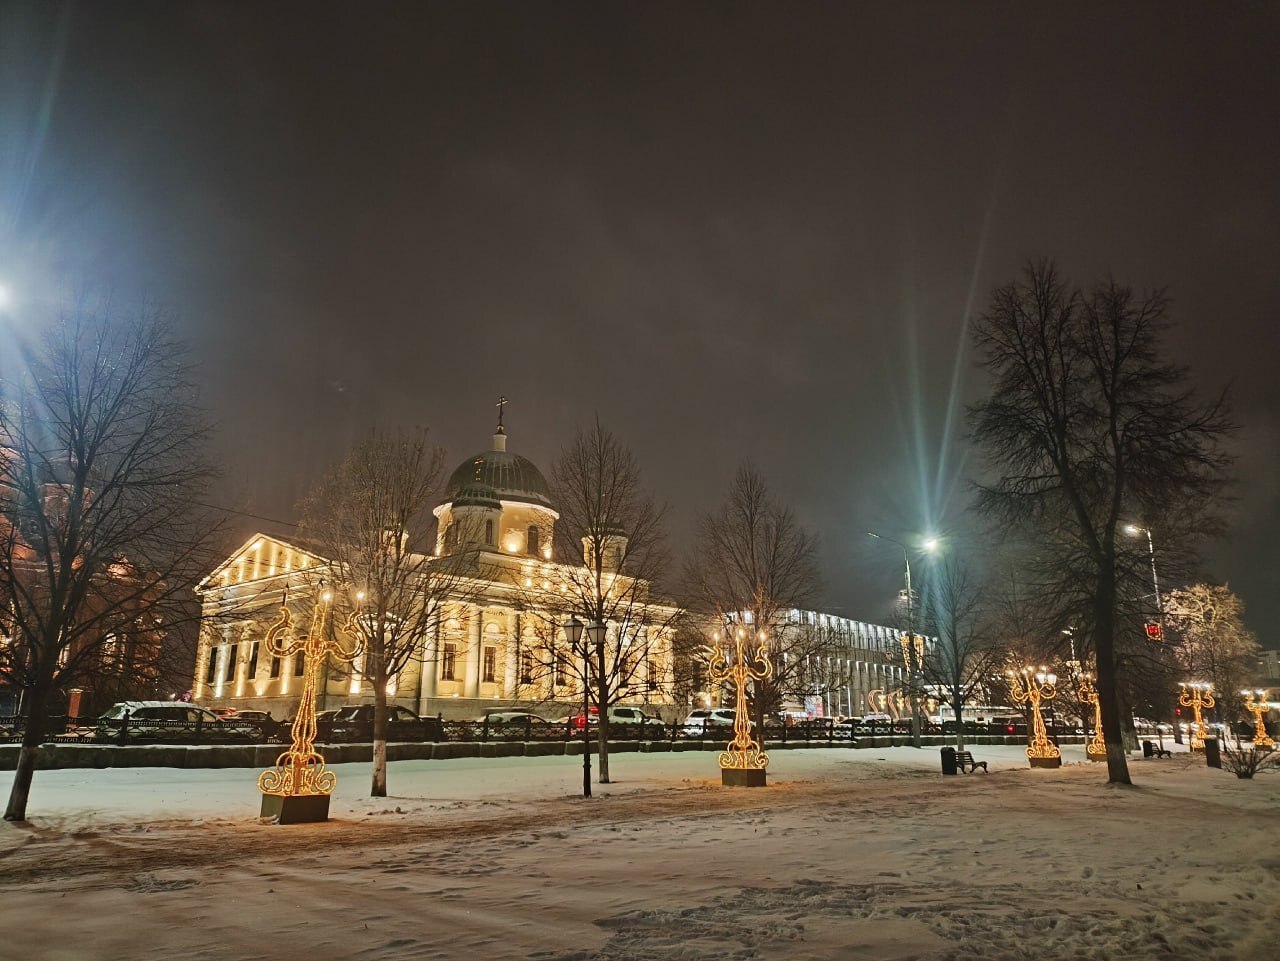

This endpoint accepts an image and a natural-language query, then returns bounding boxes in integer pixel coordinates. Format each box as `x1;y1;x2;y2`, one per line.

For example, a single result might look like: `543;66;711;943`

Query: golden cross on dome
496;395;508;432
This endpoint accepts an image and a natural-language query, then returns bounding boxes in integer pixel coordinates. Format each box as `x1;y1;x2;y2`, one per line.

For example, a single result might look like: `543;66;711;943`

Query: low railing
0;713;1088;748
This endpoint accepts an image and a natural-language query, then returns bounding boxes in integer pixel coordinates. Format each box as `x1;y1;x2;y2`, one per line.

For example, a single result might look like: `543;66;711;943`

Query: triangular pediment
199;533;327;590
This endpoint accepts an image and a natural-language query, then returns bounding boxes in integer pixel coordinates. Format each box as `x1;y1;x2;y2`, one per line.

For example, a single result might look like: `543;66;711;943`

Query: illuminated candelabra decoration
1077;672;1107;762
1241;689;1273;749
708;625;771;787
1008;666;1062;768
1178;682;1215;751
258;590;363;823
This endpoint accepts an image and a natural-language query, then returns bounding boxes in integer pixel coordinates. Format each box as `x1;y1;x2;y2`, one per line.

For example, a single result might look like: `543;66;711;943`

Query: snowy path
3;744;1276;961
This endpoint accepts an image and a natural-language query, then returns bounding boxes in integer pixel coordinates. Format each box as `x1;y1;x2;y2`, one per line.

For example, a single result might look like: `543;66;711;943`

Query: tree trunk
596;643;610;783
1093;563;1132;785
952;689;966;751
371;662;388;798
4;683;50;822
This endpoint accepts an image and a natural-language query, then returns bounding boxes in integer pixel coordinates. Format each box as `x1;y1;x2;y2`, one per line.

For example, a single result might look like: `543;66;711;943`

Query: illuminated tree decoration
708;625;770;785
1077;672;1107;761
1178;682;1215;751
257;593;363;818
1008;666;1062;768
1241;689;1273;749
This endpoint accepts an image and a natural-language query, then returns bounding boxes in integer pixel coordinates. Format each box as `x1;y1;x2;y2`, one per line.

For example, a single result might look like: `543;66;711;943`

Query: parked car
317;704;442;743
990;714;1028;735
605;706;666;732
232;709;285;741
681;708;737;736
470;711;554;737
95;701;253;743
566;705;665;733
566;705;599;730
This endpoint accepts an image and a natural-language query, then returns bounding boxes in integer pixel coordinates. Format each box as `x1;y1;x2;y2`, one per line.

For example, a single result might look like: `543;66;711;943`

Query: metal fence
0;713;1085;748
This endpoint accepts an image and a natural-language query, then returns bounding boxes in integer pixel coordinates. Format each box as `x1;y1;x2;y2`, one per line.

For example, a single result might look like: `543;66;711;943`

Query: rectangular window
224;643;238;682
482;646;496;684
247;641;259;679
647;657;662;691
441;642;457;681
556;652;569;687
205;647;218;685
270;655;281;679
293;652;305;677
520;651;533;685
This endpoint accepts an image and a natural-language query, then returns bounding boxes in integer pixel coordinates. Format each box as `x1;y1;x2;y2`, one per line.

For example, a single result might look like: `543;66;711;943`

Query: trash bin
1203;736;1221;769
940;746;958;776
1142;740;1155;758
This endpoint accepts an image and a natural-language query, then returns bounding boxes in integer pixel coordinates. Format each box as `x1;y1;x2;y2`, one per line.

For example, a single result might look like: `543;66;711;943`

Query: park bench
1142;740;1172;759
954;750;988;773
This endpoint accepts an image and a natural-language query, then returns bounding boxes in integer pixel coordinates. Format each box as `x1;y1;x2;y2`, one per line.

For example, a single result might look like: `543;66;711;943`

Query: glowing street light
258;591;363;823
1009;666;1062;768
708;624;771;786
1179;682;1215;751
866;532;939;748
1076;672;1107;762
1124;524;1164;638
1241;690;1274;749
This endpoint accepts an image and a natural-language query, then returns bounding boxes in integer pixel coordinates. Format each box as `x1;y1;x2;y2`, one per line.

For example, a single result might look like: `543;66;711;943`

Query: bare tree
1164;584;1260;714
508;420;676;785
684;463;822;734
1;300;221;821
919;555;1006;749
969;260;1234;784
299;428;488;797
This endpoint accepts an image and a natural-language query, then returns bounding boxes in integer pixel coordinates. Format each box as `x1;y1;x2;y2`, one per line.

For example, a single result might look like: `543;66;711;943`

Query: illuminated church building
192;419;914;721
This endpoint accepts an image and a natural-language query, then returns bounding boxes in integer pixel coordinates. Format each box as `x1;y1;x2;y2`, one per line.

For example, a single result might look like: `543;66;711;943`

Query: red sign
1144;623;1163;642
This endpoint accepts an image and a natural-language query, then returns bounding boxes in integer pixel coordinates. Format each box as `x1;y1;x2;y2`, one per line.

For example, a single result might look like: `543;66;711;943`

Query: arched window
527;525;540;555
484;519;494;546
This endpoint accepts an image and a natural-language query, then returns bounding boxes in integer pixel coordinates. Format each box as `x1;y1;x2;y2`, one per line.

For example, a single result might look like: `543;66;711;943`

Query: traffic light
1144;622;1164;642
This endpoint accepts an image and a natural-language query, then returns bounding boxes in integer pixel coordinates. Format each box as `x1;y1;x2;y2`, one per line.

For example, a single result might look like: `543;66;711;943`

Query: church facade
191;420;915;723
192;424;680;721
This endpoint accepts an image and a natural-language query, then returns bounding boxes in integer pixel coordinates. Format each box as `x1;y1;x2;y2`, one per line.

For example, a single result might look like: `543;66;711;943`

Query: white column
464;608;482;698
503;611;519;697
420;617;440;701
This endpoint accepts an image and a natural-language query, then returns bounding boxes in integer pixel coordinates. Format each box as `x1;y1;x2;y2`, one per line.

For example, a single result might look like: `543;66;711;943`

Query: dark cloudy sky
2;2;1277;639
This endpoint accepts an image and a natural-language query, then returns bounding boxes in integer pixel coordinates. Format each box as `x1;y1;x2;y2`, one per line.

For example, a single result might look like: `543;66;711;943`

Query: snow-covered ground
3;741;1277;960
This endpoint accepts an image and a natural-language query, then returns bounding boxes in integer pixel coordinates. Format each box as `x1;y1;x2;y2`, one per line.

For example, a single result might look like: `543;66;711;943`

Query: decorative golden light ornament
1241;689;1274;749
1077;672;1106;762
1179;682;1215;751
708;625;771;787
257;594;363;823
1008;665;1061;768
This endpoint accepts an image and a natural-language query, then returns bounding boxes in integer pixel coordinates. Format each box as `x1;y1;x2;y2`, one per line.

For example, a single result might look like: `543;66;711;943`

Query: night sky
2;3;1277;639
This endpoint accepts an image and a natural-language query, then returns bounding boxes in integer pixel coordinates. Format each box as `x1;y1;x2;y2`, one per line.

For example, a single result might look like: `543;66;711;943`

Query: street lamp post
1179;682;1215;751
1009;666;1062;769
1125;524;1163;633
563;617;589;798
708;623;771;787
1241;690;1274;749
1077;671;1107;762
867;532;936;748
258;589;363;823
